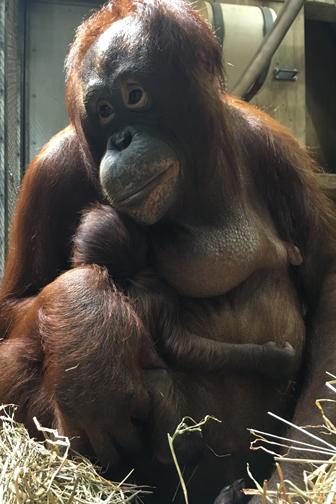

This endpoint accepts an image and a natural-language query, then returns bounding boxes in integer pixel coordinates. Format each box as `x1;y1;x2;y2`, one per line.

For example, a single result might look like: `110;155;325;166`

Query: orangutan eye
122;82;149;109
129;88;143;105
97;100;115;124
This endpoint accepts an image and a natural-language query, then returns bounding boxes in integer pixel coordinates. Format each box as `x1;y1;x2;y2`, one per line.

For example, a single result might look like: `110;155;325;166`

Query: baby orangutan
72;204;302;381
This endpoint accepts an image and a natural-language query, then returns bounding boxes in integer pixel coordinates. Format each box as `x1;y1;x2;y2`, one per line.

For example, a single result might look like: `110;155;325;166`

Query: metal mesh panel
0;0;23;278
5;0;22;227
0;0;6;276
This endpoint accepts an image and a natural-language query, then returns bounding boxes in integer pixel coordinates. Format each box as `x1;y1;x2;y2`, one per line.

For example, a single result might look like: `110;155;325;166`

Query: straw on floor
0;405;148;504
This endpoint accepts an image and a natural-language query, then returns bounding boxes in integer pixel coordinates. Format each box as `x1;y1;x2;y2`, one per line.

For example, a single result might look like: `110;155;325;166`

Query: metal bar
231;0;304;98
6;1;23;229
0;0;6;276
0;0;24;278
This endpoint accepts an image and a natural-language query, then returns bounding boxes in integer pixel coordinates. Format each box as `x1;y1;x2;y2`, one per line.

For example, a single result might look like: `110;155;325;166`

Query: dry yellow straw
0;405;149;503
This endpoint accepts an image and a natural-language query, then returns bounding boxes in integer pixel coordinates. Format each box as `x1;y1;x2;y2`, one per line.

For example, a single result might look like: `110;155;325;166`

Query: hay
245;372;336;503
3;373;336;503
166;374;336;503
167;415;221;504
0;405;148;503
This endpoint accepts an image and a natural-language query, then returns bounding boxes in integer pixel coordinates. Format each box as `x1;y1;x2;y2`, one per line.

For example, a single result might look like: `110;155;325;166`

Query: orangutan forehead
99;17;142;52
78;15;158;83
79;6;205;83
83;16;152;74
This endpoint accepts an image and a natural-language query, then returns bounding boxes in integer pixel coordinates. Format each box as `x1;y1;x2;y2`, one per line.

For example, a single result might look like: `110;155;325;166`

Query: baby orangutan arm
130;270;300;382
159;324;297;381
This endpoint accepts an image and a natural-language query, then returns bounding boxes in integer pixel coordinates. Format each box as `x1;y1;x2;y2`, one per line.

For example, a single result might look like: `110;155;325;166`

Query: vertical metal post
0;0;6;276
0;0;24;278
6;0;24;225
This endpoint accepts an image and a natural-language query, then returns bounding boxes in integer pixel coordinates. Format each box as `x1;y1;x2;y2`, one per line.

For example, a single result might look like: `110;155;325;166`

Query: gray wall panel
26;1;99;161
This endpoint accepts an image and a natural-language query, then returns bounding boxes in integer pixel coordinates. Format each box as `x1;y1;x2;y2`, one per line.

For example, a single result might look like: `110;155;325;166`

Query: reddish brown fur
0;1;336;503
73;204;301;381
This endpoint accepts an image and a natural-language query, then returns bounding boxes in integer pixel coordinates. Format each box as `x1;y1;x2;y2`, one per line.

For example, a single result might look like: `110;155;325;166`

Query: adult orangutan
0;0;335;503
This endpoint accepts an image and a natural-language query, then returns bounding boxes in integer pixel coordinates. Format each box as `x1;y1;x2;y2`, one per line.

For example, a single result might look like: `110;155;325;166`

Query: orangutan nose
108;128;133;151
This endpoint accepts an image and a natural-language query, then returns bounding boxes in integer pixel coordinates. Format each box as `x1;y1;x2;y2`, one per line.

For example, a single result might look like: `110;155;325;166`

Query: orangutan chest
151;217;285;297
